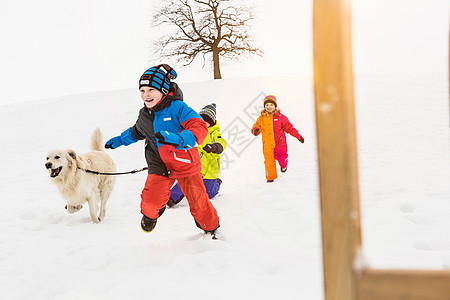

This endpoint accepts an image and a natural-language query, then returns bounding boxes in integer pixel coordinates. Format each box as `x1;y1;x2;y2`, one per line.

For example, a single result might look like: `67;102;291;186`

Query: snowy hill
0;75;449;299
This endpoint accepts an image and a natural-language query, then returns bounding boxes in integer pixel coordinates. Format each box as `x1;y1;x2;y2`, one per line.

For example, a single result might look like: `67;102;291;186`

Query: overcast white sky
0;0;448;106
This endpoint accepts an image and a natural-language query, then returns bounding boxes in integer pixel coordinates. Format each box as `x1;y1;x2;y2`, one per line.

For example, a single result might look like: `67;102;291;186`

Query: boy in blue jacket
105;64;220;237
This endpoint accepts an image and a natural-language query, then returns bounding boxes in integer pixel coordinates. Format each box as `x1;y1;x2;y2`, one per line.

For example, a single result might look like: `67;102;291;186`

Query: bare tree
152;0;263;79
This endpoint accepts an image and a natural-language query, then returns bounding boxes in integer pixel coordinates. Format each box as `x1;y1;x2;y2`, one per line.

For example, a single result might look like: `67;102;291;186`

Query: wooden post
313;1;450;299
313;0;361;299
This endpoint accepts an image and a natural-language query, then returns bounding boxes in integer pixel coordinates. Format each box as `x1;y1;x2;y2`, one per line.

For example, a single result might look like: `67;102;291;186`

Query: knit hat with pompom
263;95;277;108
199;103;217;126
139;64;177;95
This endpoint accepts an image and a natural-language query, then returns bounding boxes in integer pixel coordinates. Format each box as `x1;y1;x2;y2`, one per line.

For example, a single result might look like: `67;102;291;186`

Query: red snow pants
140;173;220;231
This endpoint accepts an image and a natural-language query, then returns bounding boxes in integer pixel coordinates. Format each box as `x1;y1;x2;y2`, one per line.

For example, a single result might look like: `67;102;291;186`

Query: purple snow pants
170;178;220;204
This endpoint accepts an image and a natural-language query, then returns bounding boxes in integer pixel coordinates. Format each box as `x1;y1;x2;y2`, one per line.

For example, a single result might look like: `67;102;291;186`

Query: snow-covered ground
355;74;450;269
0;75;448;299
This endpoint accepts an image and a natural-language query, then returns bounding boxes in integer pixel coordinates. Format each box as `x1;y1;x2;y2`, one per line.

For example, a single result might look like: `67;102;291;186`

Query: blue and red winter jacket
123;83;208;178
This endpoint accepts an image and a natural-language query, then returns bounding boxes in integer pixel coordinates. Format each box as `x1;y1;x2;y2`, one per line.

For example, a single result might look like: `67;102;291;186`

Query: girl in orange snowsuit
251;95;304;182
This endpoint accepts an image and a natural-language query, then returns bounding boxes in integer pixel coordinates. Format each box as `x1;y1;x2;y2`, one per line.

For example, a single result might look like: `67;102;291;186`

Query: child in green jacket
168;103;227;207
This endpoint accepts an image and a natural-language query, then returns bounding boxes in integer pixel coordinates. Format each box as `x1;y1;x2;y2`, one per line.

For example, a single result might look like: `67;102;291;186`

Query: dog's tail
91;127;104;151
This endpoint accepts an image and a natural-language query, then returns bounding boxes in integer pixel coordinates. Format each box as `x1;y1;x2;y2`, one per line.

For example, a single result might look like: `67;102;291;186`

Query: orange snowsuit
252;110;303;181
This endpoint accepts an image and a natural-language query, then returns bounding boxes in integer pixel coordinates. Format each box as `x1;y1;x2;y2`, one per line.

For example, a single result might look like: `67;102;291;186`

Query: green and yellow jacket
199;121;227;179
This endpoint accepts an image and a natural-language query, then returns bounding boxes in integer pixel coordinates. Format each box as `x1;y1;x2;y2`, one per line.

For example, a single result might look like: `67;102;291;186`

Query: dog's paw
65;204;83;214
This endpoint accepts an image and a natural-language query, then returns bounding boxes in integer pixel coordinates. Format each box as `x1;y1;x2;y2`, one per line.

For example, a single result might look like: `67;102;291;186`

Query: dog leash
82;128;155;176
78;167;148;176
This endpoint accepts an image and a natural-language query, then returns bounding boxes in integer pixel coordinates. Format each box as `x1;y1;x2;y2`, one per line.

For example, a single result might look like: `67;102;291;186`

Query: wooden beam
313;0;361;300
313;2;450;300
357;269;450;300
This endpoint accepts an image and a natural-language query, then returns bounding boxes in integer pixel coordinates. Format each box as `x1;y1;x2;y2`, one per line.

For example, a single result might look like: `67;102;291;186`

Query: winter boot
141;215;157;232
204;226;220;240
167;195;185;208
166;197;177;208
195;220;220;240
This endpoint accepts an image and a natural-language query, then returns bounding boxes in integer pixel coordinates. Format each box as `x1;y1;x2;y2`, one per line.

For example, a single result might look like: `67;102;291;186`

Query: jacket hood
261;109;281;116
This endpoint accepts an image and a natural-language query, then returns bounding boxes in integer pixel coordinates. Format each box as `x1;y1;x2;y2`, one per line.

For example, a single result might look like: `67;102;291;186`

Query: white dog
45;128;116;223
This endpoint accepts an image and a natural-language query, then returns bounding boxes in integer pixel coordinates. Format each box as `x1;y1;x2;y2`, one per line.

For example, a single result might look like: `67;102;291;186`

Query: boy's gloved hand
105;127;138;149
105;136;123;149
252;128;260;136
203;143;223;154
155;131;183;148
299;137;305;143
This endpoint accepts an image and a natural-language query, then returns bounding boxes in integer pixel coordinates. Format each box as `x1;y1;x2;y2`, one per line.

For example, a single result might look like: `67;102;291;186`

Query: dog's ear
67;150;77;160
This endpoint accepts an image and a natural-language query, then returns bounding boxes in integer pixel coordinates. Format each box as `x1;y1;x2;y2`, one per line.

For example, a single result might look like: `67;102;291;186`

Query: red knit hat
263;95;277;108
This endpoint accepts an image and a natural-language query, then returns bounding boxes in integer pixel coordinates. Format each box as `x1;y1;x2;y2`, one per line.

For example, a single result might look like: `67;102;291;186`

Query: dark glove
203;143;223;154
299;137;305;143
155;131;182;147
105;136;123;149
252;128;260;136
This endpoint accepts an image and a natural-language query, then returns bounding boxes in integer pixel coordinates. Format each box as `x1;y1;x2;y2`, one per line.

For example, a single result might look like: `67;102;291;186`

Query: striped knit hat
199;103;217;126
263;95;277;108
139;64;177;95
